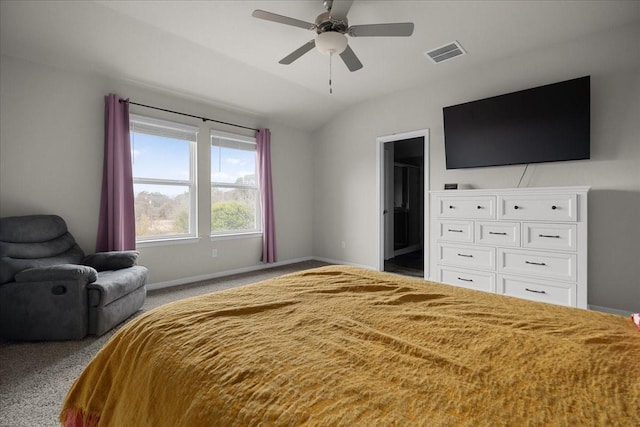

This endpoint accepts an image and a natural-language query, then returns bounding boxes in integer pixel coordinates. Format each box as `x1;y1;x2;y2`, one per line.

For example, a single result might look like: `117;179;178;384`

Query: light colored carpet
0;260;329;427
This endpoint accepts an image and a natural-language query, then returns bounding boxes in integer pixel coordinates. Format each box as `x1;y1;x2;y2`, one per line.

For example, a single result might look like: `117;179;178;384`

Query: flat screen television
443;76;590;169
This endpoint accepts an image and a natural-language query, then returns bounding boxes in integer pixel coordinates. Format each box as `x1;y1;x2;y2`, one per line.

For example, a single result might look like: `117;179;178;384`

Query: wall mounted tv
443;76;590;169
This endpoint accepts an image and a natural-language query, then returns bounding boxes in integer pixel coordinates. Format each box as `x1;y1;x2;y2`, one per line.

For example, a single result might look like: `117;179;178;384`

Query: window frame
210;129;261;238
130;114;198;244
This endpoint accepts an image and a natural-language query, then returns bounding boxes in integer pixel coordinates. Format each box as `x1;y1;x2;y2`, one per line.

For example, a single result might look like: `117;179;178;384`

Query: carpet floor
0;260;328;427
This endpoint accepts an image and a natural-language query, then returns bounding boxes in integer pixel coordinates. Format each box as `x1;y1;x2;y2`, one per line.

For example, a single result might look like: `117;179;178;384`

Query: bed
61;265;640;426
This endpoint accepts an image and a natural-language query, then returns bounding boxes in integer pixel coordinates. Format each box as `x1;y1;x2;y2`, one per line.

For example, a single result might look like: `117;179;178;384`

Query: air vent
425;41;466;64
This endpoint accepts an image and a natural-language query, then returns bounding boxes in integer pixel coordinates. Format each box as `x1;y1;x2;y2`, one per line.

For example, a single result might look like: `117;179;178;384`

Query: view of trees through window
211;131;260;235
130;114;197;240
134;188;191;237
130;118;260;240
211;175;258;233
133;181;257;237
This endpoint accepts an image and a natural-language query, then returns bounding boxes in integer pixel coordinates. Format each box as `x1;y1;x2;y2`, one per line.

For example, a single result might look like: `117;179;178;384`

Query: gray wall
1;23;638;312
312;23;640;312
0;55;314;285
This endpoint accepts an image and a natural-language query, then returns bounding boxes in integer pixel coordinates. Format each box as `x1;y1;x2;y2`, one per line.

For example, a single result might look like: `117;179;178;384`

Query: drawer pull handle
539;234;561;239
514;205;520;210
457;277;473;282
448;229;464;233
525;261;547;266
551;205;558;210
489;232;507;235
449;205;454;209
525;288;547;294
457;253;473;258
476;205;483;209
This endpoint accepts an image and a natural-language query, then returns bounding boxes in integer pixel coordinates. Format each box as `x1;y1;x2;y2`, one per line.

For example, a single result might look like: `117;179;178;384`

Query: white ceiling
1;1;639;131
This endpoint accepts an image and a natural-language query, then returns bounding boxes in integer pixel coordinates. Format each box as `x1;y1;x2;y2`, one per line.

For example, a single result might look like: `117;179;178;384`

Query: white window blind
130;114;199;142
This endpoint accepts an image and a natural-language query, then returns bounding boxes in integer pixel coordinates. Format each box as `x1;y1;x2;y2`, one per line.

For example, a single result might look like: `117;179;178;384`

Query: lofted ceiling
1;0;639;131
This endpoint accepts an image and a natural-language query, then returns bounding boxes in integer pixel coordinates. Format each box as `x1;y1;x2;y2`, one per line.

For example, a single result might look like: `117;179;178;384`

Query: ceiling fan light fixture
315;31;348;55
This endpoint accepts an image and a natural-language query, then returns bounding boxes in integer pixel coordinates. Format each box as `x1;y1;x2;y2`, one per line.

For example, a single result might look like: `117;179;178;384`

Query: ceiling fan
252;0;415;72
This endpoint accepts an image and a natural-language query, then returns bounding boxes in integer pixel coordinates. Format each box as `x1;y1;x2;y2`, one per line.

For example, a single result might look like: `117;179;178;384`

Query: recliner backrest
0;215;85;285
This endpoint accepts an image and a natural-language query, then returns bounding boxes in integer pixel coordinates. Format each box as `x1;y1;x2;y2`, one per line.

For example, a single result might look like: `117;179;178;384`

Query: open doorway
377;130;429;279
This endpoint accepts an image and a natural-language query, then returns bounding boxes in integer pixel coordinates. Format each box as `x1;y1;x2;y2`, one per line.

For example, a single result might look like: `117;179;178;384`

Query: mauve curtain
256;128;277;263
95;94;136;252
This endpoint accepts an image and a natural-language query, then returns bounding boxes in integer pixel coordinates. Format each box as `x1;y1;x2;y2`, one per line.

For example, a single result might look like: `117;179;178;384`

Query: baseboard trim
588;304;633;316
393;244;421;257
147;256;379;291
311;257;377;271
147;256;315;291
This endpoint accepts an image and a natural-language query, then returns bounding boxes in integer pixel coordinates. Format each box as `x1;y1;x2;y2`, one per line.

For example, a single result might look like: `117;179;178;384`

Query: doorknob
383;210;388;214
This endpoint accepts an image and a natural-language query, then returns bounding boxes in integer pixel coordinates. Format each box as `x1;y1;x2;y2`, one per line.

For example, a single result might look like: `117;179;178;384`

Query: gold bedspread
61;266;640;426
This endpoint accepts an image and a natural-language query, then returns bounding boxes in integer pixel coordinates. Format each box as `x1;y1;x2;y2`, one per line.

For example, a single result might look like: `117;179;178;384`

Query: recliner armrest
15;264;98;283
82;251;139;271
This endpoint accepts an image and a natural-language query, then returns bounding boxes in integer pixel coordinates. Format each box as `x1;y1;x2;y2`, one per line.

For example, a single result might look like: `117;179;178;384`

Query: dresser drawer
437;220;474;243
475;221;520;247
498;248;576;281
499;194;577;221
439;266;495;293
438;244;495;270
498;275;577;307
437;196;496;219
523;223;577;251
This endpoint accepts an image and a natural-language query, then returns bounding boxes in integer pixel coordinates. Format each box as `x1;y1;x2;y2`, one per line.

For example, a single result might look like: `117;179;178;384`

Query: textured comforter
61;266;640;426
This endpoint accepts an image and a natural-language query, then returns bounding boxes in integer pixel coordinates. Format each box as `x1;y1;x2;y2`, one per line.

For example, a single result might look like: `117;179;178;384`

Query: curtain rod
120;99;258;132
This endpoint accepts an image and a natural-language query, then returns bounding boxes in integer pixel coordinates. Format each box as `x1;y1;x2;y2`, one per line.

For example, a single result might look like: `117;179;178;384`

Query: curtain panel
256;128;277;263
96;94;136;252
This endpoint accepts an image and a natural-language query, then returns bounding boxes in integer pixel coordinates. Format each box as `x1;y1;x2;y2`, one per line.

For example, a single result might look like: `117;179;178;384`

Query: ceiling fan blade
279;40;316;65
339;45;363;72
252;10;315;31
348;22;414;37
329;0;353;22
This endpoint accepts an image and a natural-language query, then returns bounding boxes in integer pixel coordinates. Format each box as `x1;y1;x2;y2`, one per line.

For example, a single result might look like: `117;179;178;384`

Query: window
130;114;197;242
210;130;260;236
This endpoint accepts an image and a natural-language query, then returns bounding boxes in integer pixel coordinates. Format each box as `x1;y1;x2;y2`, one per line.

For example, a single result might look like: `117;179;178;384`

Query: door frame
376;129;430;279
383;143;395;261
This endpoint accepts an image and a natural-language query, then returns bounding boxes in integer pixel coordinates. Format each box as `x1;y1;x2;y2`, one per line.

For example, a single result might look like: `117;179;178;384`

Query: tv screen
443;76;590;169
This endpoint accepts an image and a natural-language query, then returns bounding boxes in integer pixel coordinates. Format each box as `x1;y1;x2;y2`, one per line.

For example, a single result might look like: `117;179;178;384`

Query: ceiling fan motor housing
315;12;349;34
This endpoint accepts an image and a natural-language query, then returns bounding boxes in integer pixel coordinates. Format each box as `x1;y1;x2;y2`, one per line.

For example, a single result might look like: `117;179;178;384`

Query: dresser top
430;186;591;196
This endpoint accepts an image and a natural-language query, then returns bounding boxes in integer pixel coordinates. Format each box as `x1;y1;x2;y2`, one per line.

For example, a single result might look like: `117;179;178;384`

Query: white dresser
430;186;589;308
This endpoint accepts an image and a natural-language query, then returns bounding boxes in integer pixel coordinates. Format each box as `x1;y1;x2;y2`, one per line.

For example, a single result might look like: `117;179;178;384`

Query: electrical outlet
212;248;218;258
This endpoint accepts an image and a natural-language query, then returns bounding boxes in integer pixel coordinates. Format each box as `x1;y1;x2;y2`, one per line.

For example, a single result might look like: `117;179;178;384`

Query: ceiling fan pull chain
329;53;333;94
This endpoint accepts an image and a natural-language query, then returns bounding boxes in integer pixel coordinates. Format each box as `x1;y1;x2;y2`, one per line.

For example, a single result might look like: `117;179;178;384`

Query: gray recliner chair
0;214;148;341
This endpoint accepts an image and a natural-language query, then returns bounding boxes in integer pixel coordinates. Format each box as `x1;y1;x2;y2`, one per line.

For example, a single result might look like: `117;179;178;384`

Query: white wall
0;55;314;284
312;23;640;312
